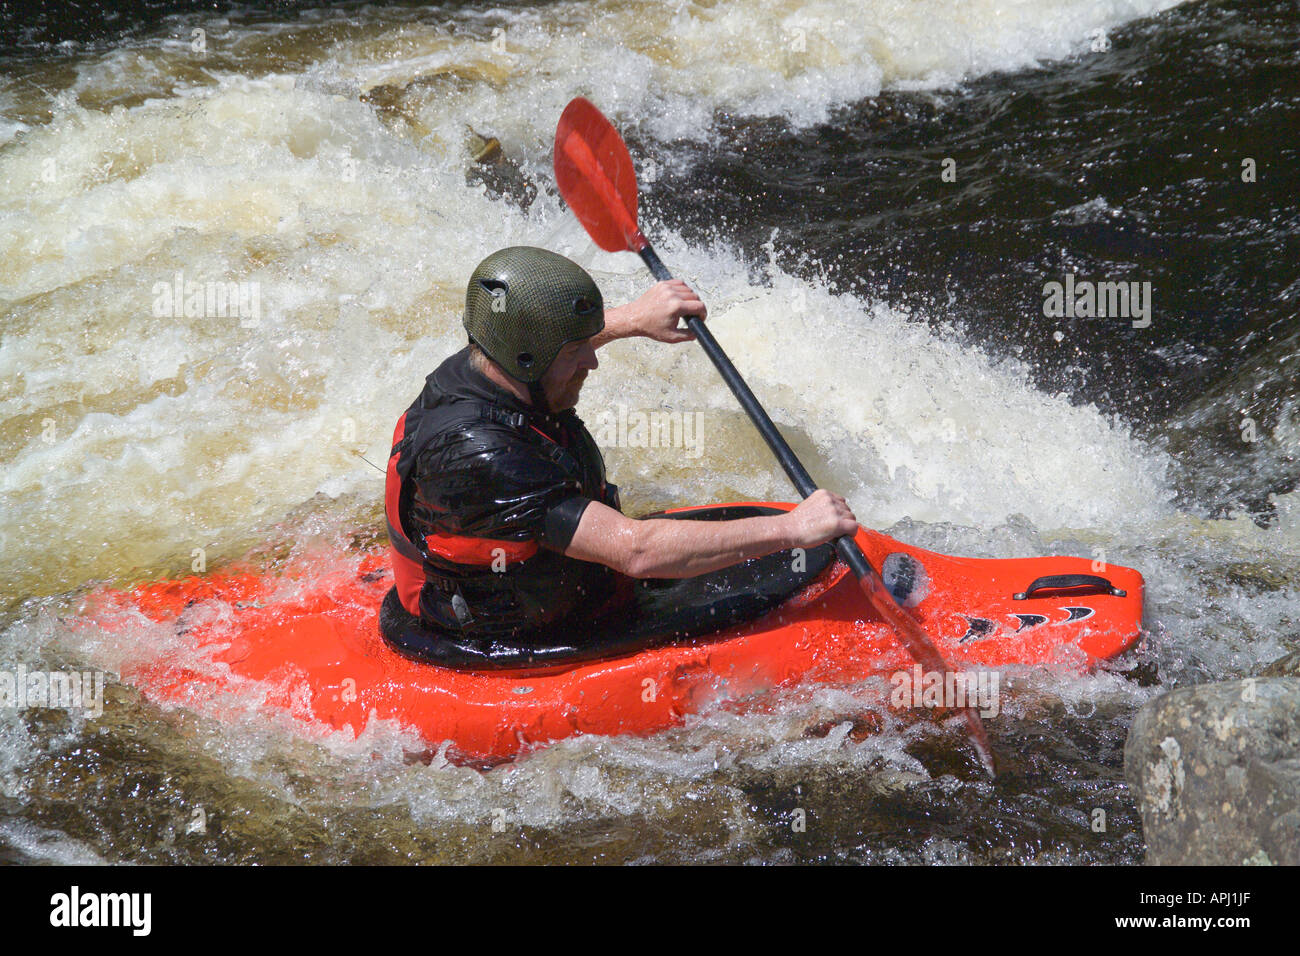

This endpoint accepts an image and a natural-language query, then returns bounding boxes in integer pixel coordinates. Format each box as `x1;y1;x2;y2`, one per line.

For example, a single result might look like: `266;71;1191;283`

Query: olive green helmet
463;247;605;384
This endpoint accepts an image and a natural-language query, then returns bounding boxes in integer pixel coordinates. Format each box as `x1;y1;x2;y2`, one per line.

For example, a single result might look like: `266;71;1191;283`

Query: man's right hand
564;493;859;580
785;489;859;548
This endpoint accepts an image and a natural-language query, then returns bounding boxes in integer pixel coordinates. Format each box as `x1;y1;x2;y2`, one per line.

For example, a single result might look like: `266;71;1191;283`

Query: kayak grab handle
1014;574;1126;600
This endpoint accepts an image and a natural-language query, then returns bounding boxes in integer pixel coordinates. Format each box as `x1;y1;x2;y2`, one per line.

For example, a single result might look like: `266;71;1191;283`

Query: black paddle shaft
638;245;880;584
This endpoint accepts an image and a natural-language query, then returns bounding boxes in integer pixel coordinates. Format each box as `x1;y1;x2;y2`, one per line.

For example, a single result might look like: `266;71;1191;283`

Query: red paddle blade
554;97;647;253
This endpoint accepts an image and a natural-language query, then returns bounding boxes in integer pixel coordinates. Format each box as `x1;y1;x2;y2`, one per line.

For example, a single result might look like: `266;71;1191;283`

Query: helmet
463;247;605;384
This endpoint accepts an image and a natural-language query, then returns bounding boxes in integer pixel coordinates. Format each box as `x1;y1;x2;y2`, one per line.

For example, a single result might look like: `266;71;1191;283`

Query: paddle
553;97;996;776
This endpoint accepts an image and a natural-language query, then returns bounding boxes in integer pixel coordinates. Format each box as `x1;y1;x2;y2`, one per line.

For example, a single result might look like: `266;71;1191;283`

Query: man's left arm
592;279;706;349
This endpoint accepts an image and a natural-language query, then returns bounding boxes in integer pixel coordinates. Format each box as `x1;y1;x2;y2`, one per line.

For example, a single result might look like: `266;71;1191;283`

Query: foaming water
0;58;1174;605
4;0;1296;865
1;0;1187;142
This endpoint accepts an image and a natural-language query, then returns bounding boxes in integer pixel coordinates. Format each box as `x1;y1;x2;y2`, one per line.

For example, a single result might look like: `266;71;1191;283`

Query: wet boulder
1124;678;1300;865
1261;651;1300;678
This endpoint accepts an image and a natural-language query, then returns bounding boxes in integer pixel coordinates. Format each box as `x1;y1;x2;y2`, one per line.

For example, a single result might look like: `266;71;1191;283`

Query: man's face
542;337;599;411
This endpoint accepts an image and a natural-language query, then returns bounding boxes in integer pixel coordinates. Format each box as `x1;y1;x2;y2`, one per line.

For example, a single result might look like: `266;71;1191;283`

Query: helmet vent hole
574;296;596;315
480;279;508;297
517;352;534;368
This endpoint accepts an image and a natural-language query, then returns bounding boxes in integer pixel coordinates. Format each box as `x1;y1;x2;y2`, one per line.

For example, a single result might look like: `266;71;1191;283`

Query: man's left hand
613;279;707;344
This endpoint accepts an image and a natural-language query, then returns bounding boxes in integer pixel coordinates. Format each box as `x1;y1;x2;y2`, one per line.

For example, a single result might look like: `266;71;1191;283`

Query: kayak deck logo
957;606;1096;643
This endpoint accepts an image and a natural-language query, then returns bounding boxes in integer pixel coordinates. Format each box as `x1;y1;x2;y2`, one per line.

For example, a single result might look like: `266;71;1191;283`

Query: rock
1125;678;1300;865
466;128;502;164
1261;651;1300;678
1225;562;1296;593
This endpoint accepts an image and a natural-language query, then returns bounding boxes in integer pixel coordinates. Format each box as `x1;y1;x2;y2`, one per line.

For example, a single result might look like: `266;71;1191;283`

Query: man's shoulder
423;410;531;451
402;349;582;482
412;408;563;477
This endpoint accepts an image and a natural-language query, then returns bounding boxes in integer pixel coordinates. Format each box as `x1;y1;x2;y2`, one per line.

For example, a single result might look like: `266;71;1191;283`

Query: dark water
4;1;336;52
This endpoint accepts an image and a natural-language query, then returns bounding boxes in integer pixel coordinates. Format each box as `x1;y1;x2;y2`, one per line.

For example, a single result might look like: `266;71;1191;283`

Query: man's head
538;336;599;412
463;247;604;412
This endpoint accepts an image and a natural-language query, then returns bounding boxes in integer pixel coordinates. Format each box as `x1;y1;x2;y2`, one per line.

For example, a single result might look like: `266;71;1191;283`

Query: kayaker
383;246;858;643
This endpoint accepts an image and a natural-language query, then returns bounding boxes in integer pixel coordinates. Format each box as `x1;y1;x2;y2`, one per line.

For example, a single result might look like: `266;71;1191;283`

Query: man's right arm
562;489;859;579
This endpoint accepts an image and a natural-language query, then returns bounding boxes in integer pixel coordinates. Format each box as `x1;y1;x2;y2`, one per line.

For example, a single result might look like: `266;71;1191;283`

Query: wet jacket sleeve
411;421;594;553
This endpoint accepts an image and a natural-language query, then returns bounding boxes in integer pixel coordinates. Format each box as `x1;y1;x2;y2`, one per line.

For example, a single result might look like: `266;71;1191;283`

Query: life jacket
384;348;619;638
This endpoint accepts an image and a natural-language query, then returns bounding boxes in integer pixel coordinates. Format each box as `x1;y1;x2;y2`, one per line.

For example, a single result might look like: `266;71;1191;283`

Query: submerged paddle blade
857;573;997;776
554;97;646;253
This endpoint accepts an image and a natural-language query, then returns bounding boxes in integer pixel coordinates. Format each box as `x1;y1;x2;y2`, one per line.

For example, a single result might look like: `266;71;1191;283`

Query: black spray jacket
384;347;620;639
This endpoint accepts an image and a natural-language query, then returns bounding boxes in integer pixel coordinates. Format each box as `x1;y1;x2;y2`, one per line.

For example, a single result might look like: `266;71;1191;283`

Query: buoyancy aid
384;347;620;638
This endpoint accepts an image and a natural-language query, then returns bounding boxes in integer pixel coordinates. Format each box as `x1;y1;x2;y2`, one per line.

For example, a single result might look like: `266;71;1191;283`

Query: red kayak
88;502;1144;764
